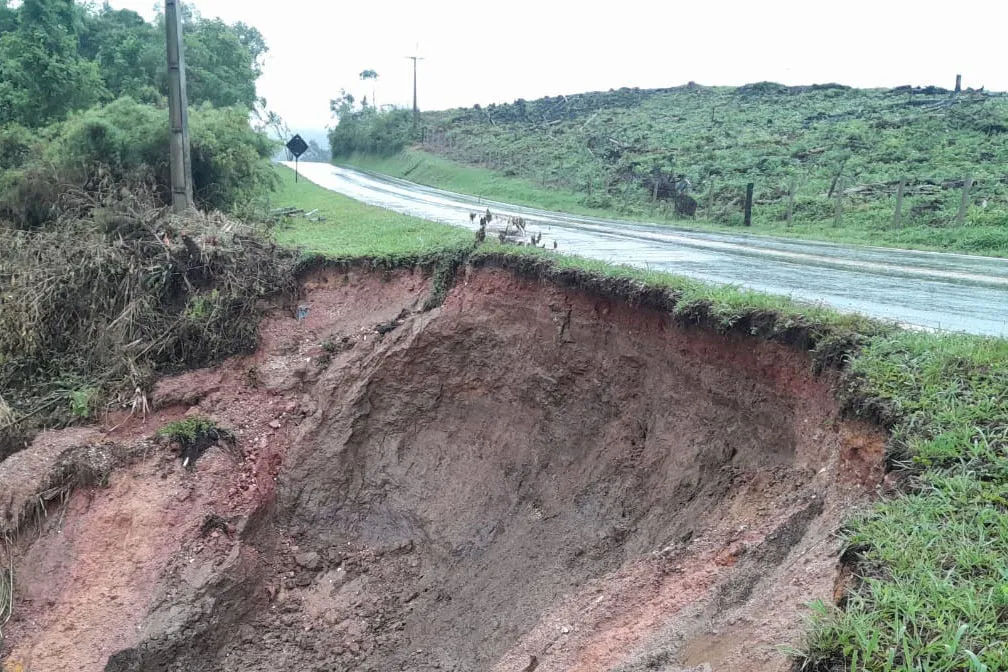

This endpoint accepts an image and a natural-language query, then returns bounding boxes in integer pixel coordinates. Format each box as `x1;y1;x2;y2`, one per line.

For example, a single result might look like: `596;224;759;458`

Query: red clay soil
0;267;884;672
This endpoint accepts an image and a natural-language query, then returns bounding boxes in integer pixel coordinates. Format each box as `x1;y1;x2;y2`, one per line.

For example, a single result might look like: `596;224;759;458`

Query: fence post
743;182;754;226
827;159;846;199
706;177;716;221
893;179;905;228
834;179;844;227
956;174;972;226
786;177;796;227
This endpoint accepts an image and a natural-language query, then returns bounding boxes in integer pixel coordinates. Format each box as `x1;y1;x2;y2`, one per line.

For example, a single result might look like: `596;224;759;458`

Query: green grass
271;165;473;265
155;416;229;445
269;163;1008;668
340;149;607;217
800;331;1008;671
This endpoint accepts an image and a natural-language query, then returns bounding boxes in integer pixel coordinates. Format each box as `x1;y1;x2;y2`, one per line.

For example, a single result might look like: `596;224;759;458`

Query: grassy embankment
339;84;1008;256
272;165;472;265
275;165;1008;670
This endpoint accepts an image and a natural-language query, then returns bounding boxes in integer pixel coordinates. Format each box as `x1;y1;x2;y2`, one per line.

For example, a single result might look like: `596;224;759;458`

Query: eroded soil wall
0;267;883;672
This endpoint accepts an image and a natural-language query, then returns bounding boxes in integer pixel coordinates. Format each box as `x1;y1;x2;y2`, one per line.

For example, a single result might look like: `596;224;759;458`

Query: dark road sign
286;134;309;158
286;134;310;182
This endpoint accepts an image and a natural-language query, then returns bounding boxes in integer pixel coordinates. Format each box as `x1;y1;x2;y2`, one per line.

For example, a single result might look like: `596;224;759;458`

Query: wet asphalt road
285;161;1008;336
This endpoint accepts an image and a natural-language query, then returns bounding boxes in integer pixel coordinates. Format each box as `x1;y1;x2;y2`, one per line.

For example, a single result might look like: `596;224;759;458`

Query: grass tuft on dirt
156;416;230;445
157;416;235;467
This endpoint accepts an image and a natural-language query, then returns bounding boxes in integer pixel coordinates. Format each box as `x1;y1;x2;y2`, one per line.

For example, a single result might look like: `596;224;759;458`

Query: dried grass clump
0;537;10;647
0;178;298;455
0;396;16;461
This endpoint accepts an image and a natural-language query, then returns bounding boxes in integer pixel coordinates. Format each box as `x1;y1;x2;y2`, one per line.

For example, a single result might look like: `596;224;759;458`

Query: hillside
337;83;1008;254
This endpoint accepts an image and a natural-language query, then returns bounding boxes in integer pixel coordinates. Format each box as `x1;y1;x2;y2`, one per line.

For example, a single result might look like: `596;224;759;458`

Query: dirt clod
295;551;321;571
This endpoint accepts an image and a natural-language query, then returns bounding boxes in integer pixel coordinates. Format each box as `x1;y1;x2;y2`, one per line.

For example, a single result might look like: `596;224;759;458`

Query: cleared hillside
341;83;1008;254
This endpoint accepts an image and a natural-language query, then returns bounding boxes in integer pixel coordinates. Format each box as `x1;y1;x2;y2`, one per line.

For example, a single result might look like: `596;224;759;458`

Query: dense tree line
0;0;277;220
0;0;266;127
328;91;416;158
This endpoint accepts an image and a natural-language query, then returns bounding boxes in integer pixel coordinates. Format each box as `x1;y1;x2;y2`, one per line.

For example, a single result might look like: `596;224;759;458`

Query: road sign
286;134;309;158
286;134;309;182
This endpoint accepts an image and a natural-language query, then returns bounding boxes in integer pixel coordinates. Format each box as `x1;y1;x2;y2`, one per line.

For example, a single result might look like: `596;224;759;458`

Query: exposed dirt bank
0;267;884;672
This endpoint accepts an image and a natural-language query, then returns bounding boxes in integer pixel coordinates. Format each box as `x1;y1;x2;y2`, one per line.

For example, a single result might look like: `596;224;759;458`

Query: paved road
285;161;1008;336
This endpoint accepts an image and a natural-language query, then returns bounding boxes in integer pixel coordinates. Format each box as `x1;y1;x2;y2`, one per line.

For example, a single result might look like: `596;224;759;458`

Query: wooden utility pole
165;0;193;212
893;179;905;228
406;54;424;129
956;174;972;226
743;182;754;226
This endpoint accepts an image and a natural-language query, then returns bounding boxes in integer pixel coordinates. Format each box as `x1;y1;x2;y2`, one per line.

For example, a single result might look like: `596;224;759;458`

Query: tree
0;1;266;123
0;0;16;33
360;69;378;108
77;5;161;102
175;16;263;108
306;139;330;162
330;89;356;121
252;106;292;158
0;0;104;126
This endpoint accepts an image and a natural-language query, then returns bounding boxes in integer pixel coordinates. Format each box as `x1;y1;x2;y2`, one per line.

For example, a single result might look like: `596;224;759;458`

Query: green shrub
0;97;277;227
189;103;278;210
0;124;34;170
156;416;230;445
69;387;98;419
329;108;416;158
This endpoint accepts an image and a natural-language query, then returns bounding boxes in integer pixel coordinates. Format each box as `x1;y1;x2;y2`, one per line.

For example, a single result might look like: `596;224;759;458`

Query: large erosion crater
1;268;883;672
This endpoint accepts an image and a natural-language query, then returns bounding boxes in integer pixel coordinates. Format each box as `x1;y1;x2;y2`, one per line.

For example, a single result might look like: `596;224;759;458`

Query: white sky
112;0;1008;134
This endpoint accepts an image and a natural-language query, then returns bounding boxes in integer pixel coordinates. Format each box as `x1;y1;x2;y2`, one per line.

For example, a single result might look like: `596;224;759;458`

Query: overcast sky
112;0;1008;133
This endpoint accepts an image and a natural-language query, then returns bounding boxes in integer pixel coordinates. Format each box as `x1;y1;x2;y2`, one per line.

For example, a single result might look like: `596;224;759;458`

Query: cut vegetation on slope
333;84;1008;256
0;184;297;461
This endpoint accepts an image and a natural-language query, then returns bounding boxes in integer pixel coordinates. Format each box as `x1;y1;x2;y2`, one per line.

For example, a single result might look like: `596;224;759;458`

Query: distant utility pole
405;53;424;128
165;0;193;212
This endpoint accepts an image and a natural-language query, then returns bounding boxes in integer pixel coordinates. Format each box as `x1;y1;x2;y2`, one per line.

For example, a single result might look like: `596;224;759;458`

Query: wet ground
285;161;1008;336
